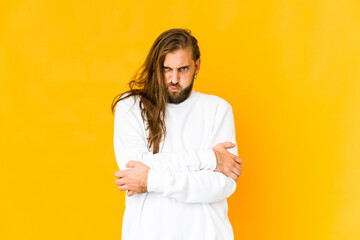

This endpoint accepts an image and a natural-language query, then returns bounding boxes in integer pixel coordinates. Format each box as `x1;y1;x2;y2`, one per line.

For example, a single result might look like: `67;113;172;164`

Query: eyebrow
163;65;190;70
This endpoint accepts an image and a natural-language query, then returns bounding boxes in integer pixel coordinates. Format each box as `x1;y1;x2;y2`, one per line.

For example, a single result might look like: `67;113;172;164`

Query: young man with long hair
112;28;243;240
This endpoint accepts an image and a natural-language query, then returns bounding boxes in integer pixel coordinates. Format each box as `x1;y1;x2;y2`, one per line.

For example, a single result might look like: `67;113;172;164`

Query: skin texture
115;161;150;197
114;48;242;196
163;47;200;103
212;142;243;182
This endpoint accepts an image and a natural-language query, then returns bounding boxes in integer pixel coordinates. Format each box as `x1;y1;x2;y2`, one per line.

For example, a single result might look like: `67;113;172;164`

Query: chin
168;91;185;104
167;82;193;104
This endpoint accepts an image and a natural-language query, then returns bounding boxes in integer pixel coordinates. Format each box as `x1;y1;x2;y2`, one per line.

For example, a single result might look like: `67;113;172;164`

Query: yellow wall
1;1;359;239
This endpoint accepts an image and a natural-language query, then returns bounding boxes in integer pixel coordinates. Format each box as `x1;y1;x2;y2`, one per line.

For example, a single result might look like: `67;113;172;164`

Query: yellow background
1;1;359;239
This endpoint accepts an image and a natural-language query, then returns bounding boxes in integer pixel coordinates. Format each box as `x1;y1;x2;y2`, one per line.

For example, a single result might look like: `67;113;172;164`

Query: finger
235;157;243;164
229;172;238;181
126;160;136;168
225;142;236;149
127;190;135;197
114;170;124;178
221;141;236;149
115;178;126;186
234;164;242;174
118;185;129;191
232;167;242;178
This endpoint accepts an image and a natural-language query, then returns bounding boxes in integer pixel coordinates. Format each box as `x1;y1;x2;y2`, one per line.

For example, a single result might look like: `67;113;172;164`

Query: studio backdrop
1;1;359;239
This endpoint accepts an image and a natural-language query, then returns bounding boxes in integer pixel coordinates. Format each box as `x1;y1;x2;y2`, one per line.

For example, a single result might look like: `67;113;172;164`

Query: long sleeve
147;104;238;204
113;97;217;172
147;169;236;203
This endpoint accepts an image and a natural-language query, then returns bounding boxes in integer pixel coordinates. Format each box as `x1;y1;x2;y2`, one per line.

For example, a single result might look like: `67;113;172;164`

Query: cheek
180;73;193;84
163;72;171;81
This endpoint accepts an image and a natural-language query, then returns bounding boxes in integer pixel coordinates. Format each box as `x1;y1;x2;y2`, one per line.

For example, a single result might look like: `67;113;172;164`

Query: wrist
212;149;219;171
143;168;150;192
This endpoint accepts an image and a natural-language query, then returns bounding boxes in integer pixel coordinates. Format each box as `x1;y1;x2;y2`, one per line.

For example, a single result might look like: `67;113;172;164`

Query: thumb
125;160;135;168
223;142;236;149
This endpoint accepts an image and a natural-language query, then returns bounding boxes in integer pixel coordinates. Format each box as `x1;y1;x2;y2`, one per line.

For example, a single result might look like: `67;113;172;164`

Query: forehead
163;47;194;66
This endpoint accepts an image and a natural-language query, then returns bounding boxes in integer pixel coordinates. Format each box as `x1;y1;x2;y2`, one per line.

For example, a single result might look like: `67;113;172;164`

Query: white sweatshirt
113;89;238;240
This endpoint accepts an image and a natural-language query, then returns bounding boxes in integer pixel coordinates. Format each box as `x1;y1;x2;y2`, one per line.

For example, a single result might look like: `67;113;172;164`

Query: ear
195;58;201;75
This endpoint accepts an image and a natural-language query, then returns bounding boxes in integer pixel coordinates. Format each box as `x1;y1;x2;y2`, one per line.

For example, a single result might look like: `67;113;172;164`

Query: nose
170;69;180;85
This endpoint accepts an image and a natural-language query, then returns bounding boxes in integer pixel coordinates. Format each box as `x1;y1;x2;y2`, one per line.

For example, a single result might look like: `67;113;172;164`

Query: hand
114;161;150;197
212;142;243;181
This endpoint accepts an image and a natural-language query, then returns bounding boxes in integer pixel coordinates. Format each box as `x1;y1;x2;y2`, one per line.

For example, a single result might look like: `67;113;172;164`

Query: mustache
167;83;181;88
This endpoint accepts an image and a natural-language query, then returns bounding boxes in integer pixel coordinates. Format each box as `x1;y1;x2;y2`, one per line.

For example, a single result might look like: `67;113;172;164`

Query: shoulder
114;93;141;116
195;91;233;110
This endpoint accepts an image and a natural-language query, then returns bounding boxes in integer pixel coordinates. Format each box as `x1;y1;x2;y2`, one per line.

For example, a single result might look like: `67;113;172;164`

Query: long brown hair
111;28;200;153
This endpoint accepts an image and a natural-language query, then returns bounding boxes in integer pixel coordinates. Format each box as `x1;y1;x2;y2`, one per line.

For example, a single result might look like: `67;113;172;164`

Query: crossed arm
113;99;242;203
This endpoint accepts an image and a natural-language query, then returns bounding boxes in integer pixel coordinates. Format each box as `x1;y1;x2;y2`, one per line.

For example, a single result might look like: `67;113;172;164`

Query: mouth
169;86;179;92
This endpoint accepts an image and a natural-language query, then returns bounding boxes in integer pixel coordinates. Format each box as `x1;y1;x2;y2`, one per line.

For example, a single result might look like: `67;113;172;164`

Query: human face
163;47;200;104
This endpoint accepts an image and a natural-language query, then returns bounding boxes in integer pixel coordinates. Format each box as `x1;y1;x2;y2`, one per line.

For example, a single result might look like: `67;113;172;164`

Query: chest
161;107;216;152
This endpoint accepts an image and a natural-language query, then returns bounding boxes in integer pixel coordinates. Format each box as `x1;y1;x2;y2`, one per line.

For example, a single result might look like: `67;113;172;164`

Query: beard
167;79;194;104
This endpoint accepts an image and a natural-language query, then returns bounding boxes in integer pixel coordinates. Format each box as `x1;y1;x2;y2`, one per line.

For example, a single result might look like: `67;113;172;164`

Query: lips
169;86;179;92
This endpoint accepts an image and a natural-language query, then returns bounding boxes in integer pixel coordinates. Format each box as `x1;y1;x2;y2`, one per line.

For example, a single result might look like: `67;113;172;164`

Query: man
112;28;243;240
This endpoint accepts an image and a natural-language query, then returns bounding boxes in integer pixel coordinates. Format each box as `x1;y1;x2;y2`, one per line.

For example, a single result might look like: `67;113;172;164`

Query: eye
179;66;189;71
163;67;171;72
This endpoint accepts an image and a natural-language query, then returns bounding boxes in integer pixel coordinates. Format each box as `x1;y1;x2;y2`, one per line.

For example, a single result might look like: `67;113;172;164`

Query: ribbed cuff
197;149;217;171
147;168;164;193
